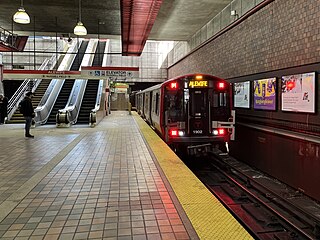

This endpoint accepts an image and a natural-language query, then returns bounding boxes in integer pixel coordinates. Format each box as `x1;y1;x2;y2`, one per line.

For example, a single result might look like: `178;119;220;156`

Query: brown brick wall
168;0;320;79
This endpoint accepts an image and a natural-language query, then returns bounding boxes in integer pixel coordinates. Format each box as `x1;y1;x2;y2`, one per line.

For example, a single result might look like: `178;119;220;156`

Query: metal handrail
7;39;65;120
31;54;58;93
7;58;50;120
89;40;110;127
0;27;18;48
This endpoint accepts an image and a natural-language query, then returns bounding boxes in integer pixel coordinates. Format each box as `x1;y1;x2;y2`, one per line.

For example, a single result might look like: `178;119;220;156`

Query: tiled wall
2;37;65;70
168;0;320;79
108;40;170;83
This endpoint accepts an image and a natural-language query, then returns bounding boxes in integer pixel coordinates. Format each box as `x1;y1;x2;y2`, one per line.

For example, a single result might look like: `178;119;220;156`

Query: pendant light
74;0;87;36
13;0;30;24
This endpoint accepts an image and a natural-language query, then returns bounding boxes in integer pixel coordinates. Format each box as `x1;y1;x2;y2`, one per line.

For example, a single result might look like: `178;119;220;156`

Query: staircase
46;41;89;124
77;41;106;124
7;79;52;124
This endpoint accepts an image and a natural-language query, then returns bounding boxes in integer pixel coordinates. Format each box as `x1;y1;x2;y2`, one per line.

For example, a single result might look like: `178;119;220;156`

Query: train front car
161;74;234;156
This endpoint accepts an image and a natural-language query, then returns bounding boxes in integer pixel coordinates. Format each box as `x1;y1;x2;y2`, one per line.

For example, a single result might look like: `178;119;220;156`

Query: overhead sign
3;66;139;80
3;70;81;80
81;66;139;80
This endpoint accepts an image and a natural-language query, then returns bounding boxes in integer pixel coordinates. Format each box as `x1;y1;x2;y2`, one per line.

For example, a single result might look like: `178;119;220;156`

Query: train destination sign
188;80;208;88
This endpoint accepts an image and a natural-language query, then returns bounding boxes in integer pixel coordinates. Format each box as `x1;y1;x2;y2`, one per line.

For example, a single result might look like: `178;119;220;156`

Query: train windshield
164;89;185;122
190;90;207;116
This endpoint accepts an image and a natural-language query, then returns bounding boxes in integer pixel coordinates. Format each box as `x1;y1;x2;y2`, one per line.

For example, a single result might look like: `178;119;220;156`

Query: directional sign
3;70;81;80
3;67;139;80
81;66;139;80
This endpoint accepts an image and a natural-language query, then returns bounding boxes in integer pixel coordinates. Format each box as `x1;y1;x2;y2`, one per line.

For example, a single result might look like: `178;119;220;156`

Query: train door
187;89;209;135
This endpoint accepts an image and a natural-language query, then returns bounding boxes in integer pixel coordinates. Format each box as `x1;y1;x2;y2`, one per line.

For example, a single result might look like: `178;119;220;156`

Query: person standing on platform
0;94;8;124
19;92;35;138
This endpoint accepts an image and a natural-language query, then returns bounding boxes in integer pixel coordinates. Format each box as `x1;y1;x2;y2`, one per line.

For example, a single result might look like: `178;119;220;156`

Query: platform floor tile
0;112;197;240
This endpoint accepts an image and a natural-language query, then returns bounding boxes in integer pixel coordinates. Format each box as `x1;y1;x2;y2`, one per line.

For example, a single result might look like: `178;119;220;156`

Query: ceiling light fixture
13;0;30;24
74;0;87;36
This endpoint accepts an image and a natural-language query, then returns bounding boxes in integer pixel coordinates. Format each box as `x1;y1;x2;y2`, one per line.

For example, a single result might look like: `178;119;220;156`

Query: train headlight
213;129;225;136
169;129;184;137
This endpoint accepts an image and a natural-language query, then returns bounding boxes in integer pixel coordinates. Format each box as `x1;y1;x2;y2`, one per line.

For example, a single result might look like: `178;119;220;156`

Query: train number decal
193;130;203;134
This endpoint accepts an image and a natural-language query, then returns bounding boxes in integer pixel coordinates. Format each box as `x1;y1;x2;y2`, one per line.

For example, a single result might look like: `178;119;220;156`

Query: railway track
189;151;320;240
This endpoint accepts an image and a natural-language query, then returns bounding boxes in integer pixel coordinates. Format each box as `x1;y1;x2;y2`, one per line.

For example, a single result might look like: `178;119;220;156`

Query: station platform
0;111;252;240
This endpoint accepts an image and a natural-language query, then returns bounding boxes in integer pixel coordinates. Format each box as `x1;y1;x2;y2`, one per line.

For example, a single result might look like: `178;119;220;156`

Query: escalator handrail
34;40;81;124
58;39;99;125
91;39;110;114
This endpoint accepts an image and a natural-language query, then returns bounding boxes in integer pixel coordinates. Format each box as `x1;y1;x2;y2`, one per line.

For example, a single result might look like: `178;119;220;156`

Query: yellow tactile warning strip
133;112;253;240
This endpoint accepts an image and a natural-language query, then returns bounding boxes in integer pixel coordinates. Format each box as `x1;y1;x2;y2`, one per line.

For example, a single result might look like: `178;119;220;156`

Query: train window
212;93;219;107
184;89;189;113
145;94;149;111
190;90;207;116
164;89;184;122
155;93;159;115
219;93;227;106
184;89;189;103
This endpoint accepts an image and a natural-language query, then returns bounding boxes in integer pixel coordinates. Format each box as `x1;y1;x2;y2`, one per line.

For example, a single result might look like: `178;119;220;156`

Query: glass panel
164;89;184;122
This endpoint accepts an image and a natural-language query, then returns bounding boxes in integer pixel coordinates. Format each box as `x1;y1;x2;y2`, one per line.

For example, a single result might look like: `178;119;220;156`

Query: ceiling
1;0;232;41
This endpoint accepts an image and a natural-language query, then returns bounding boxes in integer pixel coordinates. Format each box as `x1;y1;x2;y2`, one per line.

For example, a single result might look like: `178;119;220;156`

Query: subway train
135;73;235;155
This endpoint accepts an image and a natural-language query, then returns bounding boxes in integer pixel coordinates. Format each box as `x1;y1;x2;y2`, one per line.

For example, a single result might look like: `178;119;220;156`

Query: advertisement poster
253;78;277;110
234;81;250;108
281;72;315;113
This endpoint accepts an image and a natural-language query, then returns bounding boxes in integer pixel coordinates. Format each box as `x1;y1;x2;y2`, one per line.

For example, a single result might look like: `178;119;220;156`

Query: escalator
77;41;106;124
46;41;89;124
91;41;106;66
7;79;52;124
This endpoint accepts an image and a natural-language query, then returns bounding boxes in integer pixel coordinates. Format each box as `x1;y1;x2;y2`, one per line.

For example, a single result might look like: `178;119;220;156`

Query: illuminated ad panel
281;72;315;113
234;81;250;108
253;78;277;110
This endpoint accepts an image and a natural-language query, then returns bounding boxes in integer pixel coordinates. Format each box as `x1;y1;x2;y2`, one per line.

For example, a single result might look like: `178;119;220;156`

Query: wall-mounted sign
234;81;250;108
81;66;139;80
3;66;140;81
281;72;315;113
253;78;277;110
3;70;81;79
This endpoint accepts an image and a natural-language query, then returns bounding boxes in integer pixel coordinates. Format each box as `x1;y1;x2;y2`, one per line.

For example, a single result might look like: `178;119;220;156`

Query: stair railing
0;27;18;50
31;53;59;93
7;58;50;121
